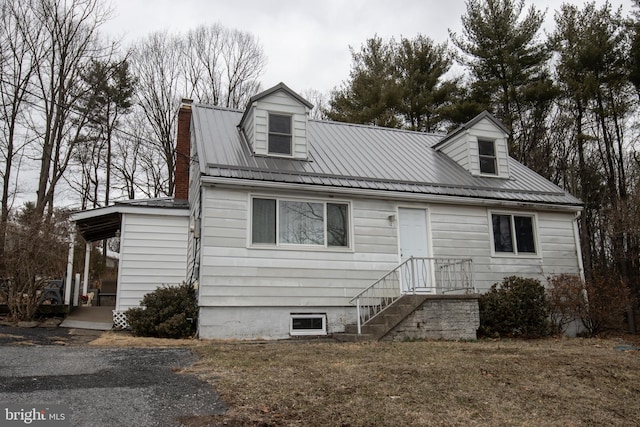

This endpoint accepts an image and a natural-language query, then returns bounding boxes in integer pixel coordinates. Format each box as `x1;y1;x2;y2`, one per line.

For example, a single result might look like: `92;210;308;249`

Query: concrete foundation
198;306;356;340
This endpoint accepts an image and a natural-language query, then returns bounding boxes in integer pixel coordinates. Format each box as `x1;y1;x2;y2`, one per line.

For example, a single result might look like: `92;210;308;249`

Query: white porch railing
349;257;474;334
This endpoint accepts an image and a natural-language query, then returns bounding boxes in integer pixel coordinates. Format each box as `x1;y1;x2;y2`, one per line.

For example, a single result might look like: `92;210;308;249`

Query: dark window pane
478;140;495;156
515;216;536;253
479;140;497;174
492;214;513;253
269;114;291;134
292;317;324;330
252;198;276;244
480;156;497;174
327;203;348;247
268;134;292;155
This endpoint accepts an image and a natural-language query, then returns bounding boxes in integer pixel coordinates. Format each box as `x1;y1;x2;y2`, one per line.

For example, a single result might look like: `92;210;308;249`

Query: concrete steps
335;294;430;342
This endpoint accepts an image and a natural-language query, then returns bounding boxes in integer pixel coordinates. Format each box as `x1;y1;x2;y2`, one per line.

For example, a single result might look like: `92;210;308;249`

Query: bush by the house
125;282;198;338
546;274;585;335
547;273;631;337
1;203;70;321
478;276;550;339
580;274;631;336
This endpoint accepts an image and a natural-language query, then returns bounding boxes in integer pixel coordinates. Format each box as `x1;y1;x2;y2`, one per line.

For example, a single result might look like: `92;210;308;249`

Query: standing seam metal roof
191;104;582;207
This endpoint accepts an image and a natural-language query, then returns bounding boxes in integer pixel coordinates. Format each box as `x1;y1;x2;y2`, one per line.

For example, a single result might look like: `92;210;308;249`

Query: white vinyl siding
438;132;470;170
199;188;581;301
243;108;255;149
117;213;189;310
198;188;398;307
429;205;581;293
245;91;309;159
437;117;510;179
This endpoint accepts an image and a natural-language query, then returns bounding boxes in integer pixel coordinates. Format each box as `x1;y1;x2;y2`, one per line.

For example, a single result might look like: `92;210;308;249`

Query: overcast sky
12;0;636;208
104;0;635;97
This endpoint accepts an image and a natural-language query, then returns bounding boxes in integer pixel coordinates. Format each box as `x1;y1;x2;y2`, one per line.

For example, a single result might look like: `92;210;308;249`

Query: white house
70;82;583;339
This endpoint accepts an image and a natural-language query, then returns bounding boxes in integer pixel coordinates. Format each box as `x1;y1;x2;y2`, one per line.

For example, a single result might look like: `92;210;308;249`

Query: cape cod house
69;83;583;340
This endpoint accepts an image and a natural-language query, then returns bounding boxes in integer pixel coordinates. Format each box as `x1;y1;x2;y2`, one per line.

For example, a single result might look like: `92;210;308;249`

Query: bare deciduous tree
26;0;112;219
0;0;43;273
301;89;326;120
111;109;147;200
130;31;182;197
129;24;266;197
221;28;266;109
183;24;224;105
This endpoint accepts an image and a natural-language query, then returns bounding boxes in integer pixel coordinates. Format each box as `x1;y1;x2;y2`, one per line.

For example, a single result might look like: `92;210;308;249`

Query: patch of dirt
89;330;199;347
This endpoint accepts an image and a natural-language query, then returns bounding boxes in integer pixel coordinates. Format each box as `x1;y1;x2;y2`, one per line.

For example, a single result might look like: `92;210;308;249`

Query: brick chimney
174;99;192;200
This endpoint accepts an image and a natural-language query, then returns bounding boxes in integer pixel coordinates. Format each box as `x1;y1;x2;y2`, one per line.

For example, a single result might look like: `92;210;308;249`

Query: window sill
491;252;541;259
477;172;510;179
249;244;353;253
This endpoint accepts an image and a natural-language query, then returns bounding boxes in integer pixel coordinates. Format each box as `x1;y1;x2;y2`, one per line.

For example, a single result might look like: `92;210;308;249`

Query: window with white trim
491;213;536;255
268;113;292;155
290;314;327;336
251;197;349;247
478;139;497;175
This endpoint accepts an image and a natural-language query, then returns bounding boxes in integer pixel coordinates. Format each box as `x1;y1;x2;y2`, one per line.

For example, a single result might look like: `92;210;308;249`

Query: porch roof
71;198;189;242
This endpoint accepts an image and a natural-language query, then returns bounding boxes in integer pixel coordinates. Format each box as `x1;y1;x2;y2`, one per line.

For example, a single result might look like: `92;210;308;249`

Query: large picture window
251;197;349;248
491;213;536;255
268;113;292;155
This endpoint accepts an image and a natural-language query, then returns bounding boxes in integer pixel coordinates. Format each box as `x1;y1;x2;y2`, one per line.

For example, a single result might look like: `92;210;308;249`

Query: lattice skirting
112;310;130;329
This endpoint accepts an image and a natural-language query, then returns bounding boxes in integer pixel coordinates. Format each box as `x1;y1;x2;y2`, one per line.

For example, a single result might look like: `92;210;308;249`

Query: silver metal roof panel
191;104;581;207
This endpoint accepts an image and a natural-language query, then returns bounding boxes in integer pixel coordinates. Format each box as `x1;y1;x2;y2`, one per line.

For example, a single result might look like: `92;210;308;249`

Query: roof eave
201;175;583;212
434;110;509;149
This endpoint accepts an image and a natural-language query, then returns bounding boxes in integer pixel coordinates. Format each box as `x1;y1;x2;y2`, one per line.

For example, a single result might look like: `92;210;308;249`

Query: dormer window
268;113;292;156
239;83;313;159
478;139;497;175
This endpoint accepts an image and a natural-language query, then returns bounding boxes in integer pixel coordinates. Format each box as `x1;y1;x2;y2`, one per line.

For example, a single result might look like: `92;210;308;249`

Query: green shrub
125;283;198;338
478;276;550;339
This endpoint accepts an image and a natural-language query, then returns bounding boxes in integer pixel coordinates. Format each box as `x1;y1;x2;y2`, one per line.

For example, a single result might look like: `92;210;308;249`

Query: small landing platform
60;306;114;331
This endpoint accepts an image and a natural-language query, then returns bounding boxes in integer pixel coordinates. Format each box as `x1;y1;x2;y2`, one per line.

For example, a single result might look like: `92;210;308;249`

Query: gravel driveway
0;329;226;426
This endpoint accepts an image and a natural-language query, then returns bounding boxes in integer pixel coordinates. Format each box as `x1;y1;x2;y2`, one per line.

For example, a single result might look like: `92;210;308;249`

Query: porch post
82;242;90;296
73;273;80;306
64;228;76;306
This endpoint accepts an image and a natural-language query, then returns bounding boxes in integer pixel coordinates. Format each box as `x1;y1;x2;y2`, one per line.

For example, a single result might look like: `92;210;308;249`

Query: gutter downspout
573;211;586;282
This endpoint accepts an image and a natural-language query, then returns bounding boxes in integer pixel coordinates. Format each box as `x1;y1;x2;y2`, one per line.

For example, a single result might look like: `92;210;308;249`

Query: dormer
434;111;511;179
239;82;314;160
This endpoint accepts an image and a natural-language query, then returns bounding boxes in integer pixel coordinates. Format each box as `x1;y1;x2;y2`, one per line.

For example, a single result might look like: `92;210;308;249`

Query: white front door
398;208;431;292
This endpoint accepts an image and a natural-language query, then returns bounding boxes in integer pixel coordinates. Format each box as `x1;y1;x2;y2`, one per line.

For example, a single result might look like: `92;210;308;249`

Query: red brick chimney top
174;99;192;200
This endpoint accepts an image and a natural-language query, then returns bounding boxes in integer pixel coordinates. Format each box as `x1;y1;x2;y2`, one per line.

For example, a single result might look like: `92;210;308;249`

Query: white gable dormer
239;82;313;160
434;111;511;179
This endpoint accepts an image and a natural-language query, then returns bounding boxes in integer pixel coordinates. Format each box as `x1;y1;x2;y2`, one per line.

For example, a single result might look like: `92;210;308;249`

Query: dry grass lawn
179;337;640;426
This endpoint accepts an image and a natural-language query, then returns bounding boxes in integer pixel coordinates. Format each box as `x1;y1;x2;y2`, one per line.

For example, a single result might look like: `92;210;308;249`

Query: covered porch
64;199;190;330
63;207;121;330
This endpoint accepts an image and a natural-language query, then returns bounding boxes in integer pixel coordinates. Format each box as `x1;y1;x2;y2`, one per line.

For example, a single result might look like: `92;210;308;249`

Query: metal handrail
349;257;474;334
